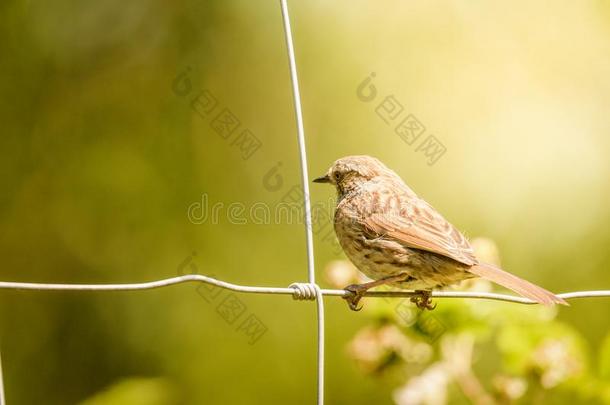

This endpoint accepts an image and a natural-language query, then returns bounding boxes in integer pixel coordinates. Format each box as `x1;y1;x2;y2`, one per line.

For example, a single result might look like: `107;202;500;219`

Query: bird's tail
468;262;567;306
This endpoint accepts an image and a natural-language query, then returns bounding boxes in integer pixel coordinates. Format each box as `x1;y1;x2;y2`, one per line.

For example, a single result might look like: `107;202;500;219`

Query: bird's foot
410;290;436;310
343;284;369;311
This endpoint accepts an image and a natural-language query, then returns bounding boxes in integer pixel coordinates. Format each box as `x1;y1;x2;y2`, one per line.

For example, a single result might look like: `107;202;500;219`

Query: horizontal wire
0;275;608;304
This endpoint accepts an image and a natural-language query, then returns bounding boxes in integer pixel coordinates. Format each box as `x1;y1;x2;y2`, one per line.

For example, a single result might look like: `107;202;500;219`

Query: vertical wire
314;286;325;405
279;0;315;284
279;1;325;404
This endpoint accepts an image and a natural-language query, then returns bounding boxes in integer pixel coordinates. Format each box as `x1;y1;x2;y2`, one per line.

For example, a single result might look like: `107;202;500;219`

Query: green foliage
348;288;610;404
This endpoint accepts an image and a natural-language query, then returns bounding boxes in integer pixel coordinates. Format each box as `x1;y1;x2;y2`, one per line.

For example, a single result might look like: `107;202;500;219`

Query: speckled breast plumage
333;180;475;290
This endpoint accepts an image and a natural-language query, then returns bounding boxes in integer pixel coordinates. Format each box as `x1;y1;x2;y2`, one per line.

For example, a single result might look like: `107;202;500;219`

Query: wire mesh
1;1;610;404
278;1;325;402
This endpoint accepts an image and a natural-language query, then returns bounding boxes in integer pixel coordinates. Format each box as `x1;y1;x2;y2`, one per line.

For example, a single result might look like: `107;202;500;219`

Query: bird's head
313;155;390;195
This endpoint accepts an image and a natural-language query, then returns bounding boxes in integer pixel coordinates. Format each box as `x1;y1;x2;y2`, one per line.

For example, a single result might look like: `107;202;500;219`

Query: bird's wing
363;197;478;266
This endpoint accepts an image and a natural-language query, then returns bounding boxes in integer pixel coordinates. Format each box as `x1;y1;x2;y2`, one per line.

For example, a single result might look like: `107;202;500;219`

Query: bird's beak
313;174;330;183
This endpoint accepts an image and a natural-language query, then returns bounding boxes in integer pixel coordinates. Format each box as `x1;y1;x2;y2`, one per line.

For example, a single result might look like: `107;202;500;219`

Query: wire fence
2;276;610;302
0;276;609;404
278;1;325;403
1;2;610;405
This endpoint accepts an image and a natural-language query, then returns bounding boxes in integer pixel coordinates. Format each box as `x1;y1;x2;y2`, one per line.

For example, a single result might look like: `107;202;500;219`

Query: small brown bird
313;155;566;311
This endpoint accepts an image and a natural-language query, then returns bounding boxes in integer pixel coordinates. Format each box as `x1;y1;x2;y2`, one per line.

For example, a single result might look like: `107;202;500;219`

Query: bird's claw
410;291;436;310
343;284;367;311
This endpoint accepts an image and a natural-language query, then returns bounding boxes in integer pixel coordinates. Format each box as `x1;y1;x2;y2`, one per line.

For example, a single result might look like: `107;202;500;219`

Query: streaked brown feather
363;197;478;266
469;262;568;306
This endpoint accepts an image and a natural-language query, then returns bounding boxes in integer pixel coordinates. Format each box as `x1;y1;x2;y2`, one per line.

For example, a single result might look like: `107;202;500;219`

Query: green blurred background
1;0;610;404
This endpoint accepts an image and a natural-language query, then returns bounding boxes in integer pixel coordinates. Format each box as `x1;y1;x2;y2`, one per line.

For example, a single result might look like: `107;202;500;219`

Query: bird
313;155;567;311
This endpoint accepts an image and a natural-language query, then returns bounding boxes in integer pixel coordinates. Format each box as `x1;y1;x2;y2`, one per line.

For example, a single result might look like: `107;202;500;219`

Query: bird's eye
333;172;341;181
